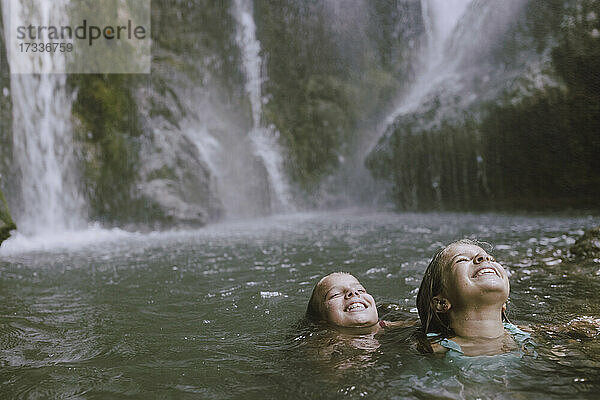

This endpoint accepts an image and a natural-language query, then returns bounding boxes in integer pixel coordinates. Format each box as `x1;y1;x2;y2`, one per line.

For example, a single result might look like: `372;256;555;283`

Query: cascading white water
2;0;86;235
365;0;474;155
394;0;473;117
421;0;472;60
231;0;295;213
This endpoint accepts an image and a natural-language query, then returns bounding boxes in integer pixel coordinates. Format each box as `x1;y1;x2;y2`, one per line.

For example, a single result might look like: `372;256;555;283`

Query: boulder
570;227;600;260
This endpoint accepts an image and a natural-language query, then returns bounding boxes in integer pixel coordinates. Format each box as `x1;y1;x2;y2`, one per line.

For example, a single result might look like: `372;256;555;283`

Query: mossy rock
0;188;16;244
570;227;600;260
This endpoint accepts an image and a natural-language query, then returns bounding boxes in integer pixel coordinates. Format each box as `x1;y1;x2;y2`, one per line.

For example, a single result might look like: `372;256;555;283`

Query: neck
333;322;380;336
448;305;504;339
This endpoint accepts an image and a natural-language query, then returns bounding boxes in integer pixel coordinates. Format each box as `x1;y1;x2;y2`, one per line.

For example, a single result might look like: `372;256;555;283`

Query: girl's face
317;274;379;328
440;243;510;308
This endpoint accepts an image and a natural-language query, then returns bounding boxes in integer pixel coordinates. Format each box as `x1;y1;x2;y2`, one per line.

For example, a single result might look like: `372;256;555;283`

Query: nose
345;289;360;299
474;252;492;264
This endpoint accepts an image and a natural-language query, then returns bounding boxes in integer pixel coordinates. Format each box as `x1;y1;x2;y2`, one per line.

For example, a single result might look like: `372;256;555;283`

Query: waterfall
347;0;473;206
421;0;472;59
392;0;473;121
361;0;473;158
362;0;534;210
231;0;295;213
370;0;533;147
2;0;86;235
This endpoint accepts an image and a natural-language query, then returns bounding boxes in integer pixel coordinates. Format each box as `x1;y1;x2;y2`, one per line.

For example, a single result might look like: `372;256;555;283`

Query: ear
502;303;507;312
432;295;451;313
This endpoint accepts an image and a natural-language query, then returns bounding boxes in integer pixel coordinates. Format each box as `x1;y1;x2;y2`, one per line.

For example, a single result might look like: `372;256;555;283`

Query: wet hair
305;272;353;322
416;239;508;345
416;245;455;338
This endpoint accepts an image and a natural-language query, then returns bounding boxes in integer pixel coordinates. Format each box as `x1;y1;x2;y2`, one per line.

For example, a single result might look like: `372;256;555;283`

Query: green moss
0;187;16;244
263;74;356;189
152;0;243;93
146;166;176;182
69;74;141;221
70;75;138;141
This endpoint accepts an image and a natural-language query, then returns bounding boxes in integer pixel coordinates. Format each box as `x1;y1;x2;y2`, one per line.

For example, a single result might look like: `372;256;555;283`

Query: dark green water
1;211;599;399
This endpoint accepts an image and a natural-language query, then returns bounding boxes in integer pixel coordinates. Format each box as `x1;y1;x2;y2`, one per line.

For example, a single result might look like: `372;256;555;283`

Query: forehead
318;274;361;292
443;243;486;260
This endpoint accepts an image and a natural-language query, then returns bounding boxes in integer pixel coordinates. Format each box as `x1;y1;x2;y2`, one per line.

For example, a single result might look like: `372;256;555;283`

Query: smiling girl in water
306;272;412;334
417;239;532;356
306;272;381;334
302;272;414;369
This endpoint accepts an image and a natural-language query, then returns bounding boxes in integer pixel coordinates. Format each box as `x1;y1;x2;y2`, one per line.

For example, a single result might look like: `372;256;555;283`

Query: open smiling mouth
345;302;367;312
472;267;499;278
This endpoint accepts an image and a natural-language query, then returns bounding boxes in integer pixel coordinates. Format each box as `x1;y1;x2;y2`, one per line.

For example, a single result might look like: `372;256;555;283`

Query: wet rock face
570;227;600;260
0;188;16;244
366;0;600;211
136;130;224;229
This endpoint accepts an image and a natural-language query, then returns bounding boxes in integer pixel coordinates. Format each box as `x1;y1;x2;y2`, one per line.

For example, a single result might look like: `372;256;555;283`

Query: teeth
474;268;496;277
346;303;365;311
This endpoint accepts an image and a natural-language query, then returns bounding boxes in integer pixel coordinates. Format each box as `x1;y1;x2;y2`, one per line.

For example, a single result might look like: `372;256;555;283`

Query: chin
480;283;509;293
348;316;378;326
475;278;509;292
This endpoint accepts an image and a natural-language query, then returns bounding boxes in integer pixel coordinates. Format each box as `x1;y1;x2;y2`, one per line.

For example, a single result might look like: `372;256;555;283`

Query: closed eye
329;292;343;299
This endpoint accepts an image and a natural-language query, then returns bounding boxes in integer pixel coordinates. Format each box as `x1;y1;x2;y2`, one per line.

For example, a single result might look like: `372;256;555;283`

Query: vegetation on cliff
255;0;422;191
0;187;15;244
366;0;600;211
70;74;141;222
